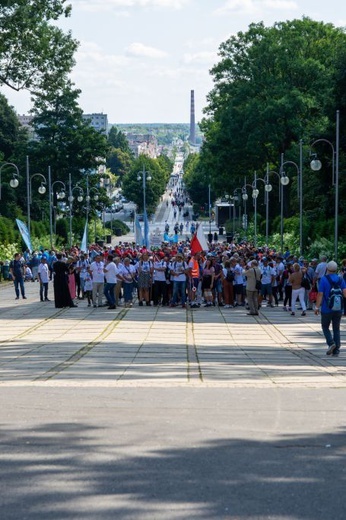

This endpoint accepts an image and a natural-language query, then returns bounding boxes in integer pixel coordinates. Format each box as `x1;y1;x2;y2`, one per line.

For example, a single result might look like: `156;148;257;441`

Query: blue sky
3;0;345;124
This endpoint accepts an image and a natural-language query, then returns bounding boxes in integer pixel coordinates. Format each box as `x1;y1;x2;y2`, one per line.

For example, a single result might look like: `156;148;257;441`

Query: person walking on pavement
315;261;346;356
88;254;105;308
38;257;50;301
243;260;261;315
288;262;307;316
10;253;26;300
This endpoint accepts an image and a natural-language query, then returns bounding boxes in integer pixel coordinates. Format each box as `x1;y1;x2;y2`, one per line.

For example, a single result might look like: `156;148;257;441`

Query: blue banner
135;215;144;246
144;210;150;249
80;220;88;252
16;219;32;252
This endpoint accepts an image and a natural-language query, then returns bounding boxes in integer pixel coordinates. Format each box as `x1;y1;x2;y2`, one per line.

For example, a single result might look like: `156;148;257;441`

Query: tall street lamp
48;166;66;249
310;110;340;260
137;166;151;248
0;162;20;200
280;140;303;255
67;173;84;248
265;166;290;254
85;182;99;250
252;172;272;247
242;178;255;238
26;157;47;236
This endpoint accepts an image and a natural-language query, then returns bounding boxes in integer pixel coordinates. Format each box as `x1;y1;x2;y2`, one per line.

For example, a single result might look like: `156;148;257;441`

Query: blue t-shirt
319;274;346;313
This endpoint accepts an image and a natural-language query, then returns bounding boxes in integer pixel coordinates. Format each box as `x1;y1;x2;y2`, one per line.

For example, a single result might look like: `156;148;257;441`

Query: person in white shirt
103;254;119;309
231;258;244;306
258;257;276;307
88;254;105;308
38;257;50;301
152;253;168;306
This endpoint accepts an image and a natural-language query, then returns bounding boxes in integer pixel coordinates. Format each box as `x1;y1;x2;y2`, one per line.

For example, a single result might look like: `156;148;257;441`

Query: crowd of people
5;230;346;357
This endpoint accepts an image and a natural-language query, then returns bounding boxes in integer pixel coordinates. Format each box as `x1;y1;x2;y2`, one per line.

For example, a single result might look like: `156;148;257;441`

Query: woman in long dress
53;253;77;308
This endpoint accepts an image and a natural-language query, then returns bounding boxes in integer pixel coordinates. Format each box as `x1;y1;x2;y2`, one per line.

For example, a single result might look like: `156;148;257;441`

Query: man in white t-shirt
38;257;50;302
88;254;105;307
103;254;120;309
259;257;276;307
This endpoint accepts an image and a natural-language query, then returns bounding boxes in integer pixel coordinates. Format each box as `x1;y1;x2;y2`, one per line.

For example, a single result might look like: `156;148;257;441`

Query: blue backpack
326;275;344;311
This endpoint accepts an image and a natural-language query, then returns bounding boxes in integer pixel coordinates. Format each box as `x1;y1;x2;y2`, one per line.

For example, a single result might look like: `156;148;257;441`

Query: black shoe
15;297;19;300
40;298;44;302
23;296;27;299
45;298;50;301
108;305;116;309
146;301;151;306
139;301;143;306
301;311;306;316
333;350;340;357
70;304;78;308
326;343;336;355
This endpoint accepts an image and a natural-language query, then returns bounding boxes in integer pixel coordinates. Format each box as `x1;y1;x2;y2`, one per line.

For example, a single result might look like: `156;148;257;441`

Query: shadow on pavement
0;422;345;519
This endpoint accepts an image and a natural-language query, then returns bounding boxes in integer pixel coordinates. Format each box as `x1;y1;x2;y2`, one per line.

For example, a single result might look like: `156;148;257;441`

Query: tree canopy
0;0;78;94
187;17;346;248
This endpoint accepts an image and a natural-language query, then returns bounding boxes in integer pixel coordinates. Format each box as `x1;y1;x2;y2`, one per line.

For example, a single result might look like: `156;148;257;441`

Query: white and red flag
190;224;208;254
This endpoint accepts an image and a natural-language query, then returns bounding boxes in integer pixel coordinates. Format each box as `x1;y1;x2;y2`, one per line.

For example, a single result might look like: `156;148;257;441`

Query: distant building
17;114;36;140
83;113;108;134
125;133;158;158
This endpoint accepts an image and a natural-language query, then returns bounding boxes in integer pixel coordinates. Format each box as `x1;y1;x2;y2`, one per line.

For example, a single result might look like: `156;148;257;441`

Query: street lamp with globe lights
265;165;290;253
251;172;273;246
310;110;340;260
67;173;84;248
0;162;20;200
27;173;47;237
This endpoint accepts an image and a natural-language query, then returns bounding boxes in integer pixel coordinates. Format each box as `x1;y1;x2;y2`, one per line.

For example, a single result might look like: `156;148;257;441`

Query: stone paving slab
1;280;346;388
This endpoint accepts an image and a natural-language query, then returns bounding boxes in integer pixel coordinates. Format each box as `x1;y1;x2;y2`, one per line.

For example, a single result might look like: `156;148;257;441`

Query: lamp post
251;172;272;247
242;178;254;239
265;165;289;253
310;110;340;260
48;167;66;249
0;162;20;200
279;140;303;255
85;184;99;250
67;173;84;248
27;165;47;238
137;166;151;248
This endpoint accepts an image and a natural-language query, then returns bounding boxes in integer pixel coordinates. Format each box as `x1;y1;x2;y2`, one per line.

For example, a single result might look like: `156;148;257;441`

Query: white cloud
214;0;298;16
73;0;189;13
125;42;168;58
183;51;217;65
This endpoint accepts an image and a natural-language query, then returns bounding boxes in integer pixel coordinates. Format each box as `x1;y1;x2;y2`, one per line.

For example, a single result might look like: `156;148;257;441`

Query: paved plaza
1;281;346;519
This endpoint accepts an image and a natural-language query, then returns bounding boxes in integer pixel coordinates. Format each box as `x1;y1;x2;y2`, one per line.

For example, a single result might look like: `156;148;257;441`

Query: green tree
23;80;109;189
0;0;78;94
106;148;133;182
122;156;167;214
107;126;131;153
201;18;346;189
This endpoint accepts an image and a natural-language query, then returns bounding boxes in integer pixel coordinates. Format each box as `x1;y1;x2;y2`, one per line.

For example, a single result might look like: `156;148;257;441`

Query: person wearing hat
315;261;346;356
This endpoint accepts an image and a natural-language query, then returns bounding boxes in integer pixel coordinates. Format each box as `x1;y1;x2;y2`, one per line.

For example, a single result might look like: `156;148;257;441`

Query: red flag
190;224;208;254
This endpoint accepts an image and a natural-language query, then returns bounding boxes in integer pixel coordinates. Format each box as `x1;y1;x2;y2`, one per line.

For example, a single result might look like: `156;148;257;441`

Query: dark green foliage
104;220;130;234
122;156;171;214
0;0;77;94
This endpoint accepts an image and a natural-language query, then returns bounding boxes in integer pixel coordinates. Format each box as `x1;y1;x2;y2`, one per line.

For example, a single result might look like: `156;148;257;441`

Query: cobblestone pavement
1;280;346;388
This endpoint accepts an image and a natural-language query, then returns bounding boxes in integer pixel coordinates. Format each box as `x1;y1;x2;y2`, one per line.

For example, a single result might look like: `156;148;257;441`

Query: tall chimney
189;90;196;145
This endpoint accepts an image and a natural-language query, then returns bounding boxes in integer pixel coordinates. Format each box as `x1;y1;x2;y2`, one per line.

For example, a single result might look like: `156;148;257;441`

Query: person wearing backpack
315;261;346;356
